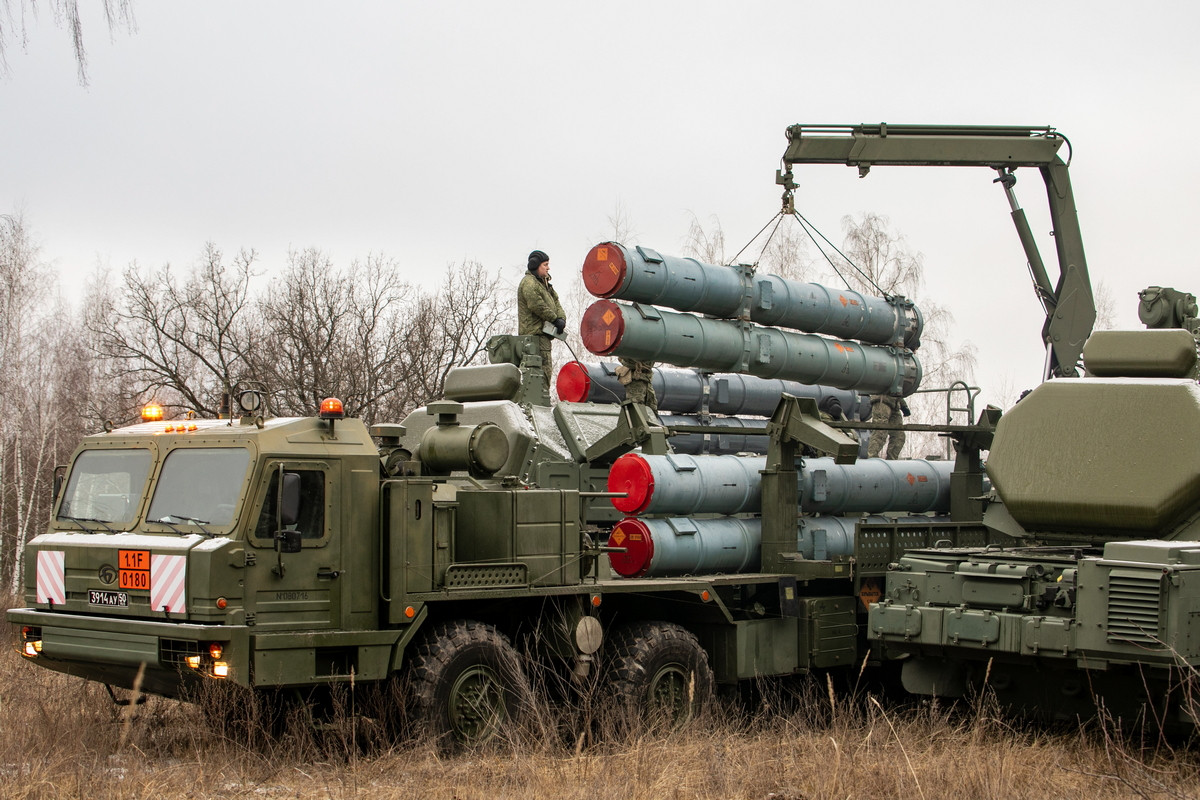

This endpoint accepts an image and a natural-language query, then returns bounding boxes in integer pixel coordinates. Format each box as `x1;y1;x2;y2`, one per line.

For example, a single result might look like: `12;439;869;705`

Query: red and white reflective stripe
36;550;66;605
150;554;187;613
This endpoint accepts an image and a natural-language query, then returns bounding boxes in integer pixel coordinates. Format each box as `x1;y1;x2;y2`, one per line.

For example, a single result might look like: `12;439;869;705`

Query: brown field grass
4;624;1199;800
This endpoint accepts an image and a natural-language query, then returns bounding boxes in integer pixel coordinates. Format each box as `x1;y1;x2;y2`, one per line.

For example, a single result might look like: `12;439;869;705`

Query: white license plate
88;590;129;607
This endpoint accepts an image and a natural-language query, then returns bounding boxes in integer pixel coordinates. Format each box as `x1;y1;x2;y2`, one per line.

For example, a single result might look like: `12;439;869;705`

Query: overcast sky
3;0;1199;411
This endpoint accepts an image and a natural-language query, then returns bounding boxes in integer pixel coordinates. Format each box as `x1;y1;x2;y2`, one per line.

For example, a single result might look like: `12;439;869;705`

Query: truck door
245;460;341;629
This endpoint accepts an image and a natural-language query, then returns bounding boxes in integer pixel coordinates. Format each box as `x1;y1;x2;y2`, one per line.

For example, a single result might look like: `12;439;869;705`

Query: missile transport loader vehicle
9;377;984;747
9;123;1200;742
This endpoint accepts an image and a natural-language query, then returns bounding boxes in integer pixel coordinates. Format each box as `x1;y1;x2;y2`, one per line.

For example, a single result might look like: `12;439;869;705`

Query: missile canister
607;514;936;578
656;414;771;456
556;360;870;420
581;299;921;397
607;516;761;578
659;415;870;459
607;452;960;516
582;242;923;348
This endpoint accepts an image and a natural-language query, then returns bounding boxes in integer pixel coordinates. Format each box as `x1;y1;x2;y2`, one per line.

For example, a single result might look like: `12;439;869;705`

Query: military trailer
9;124;1200;742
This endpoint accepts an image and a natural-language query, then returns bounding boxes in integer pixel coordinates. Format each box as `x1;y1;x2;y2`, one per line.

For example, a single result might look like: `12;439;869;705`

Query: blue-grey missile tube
608;452;970;516
582;241;923;349
581;299;921;397
606;514;936;577
657;414;772;456
556;360;871;419
661;415;870;459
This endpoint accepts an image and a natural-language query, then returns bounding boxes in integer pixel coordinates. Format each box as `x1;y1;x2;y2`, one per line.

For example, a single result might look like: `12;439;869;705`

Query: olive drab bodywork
9;124;1200;739
778;124;1200;728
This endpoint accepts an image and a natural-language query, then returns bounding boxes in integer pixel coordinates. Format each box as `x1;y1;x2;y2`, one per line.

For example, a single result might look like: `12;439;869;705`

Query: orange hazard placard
859;578;882;610
119;549;150;590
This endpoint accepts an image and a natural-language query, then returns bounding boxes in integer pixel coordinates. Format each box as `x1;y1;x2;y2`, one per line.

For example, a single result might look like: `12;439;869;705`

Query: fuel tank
580;299;921;396
607;452;959;516
582;242;922;348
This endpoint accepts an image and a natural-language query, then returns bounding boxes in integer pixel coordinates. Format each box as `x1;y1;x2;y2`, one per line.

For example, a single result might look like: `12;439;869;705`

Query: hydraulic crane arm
780;123;1096;379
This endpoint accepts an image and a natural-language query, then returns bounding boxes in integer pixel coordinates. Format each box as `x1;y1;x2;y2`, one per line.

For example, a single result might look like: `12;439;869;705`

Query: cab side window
254;468;326;542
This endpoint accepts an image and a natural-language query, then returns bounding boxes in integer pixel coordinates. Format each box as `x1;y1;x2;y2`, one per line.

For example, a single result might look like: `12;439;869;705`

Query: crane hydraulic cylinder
581;299;921;396
606;514;935;578
556;360;870;419
607;452;960;516
582;242;923;349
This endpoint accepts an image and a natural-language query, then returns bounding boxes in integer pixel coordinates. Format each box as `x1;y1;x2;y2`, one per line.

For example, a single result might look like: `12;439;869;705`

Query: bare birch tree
758;222;817;283
255;249;418;425
0;0;135;85
680;212;726;265
0;214;94;590
396;261;513;412
838;212;977;458
88;243;259;420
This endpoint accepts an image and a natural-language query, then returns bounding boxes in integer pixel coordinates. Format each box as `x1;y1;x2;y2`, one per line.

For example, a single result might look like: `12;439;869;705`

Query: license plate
88;590;129;607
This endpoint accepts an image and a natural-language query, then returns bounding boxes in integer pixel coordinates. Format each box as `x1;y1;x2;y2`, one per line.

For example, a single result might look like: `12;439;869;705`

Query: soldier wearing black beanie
517;250;566;385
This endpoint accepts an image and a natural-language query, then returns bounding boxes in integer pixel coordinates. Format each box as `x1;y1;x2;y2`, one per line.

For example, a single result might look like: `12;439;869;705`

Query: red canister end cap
582;242;628;298
556;361;592;403
580;299;625;356
608;452;654;514
607;517;654;578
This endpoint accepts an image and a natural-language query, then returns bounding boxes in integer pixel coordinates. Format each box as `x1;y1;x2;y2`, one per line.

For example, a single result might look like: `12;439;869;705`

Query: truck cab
11;401;382;697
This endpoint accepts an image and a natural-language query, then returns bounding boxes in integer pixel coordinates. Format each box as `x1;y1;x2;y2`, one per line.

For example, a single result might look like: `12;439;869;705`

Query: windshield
58;449;153;527
147;447;251;528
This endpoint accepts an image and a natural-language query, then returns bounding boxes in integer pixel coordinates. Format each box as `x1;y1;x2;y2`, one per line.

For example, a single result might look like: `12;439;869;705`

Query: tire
605;621;715;731
406;620;531;751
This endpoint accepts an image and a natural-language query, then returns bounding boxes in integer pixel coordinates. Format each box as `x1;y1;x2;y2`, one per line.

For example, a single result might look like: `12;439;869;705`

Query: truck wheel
606;621;714;730
406;620;530;750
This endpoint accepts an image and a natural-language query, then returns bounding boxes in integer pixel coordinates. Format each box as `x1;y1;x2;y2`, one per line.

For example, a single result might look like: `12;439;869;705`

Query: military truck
9;124;1200;743
8;371;929;747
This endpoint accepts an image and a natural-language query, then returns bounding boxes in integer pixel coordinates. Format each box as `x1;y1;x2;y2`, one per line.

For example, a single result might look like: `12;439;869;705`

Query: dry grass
3;627;1199;800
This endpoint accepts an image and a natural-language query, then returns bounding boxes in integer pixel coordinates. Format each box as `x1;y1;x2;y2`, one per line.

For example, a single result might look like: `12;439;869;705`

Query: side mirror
279;472;301;527
51;464;67;505
274;529;302;554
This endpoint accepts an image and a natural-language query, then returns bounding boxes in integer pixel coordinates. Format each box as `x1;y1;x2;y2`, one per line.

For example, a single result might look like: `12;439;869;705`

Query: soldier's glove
818;395;843;420
900;400;911;417
553;318;566;334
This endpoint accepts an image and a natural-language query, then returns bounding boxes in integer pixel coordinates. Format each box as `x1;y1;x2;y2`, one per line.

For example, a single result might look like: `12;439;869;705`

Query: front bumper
8;607;250;697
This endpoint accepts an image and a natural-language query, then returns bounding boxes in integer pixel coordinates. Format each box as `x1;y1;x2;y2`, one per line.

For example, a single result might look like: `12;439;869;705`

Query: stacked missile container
575;241;952;577
556;360;870;455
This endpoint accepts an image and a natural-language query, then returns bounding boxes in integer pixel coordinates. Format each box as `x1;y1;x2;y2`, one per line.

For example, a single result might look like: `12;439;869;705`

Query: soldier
615;357;658;412
517;250;566;384
867;393;910;459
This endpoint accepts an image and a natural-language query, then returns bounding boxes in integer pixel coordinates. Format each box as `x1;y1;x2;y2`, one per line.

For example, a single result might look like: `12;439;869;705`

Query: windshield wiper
58;515;117;534
152;514;214;538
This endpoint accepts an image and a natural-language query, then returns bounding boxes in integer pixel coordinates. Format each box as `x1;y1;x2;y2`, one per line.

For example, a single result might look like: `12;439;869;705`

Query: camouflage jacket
518;273;566;336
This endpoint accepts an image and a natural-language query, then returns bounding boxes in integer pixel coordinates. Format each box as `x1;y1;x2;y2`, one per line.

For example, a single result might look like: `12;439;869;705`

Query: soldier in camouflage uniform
615;357;658;412
517;250;566;385
867;393;909;460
